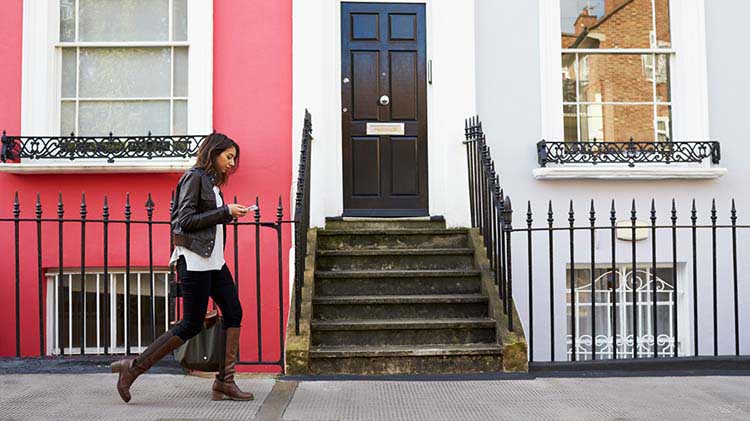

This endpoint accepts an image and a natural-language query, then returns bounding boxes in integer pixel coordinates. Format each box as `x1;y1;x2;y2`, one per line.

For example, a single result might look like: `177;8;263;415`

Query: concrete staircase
306;218;503;375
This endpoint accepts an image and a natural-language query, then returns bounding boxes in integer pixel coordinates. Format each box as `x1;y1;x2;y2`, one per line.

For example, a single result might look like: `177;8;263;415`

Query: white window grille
46;269;172;356
566;265;685;361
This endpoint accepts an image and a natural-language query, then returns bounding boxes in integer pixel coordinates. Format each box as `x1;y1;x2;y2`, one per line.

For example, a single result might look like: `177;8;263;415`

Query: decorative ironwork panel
537;140;721;167
1;131;205;163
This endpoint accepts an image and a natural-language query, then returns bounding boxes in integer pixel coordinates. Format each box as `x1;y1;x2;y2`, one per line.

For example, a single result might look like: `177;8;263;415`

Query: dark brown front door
341;2;428;217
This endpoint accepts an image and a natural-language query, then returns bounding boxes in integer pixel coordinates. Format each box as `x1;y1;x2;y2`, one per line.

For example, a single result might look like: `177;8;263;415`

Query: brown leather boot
212;327;254;401
110;331;185;403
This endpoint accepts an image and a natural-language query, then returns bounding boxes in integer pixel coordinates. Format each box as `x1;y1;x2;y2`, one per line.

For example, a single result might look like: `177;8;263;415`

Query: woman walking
111;133;255;403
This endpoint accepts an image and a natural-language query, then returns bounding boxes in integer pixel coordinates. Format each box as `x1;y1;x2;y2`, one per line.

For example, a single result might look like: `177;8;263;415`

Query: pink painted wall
0;0;293;373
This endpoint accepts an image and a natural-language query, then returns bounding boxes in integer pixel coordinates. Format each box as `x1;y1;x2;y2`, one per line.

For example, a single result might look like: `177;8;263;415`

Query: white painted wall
292;0;476;228
475;0;750;361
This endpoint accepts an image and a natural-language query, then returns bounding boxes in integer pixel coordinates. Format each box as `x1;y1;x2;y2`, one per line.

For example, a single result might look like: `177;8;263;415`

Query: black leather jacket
171;167;234;257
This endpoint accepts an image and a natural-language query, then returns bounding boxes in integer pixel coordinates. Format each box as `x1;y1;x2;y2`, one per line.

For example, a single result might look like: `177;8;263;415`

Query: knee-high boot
212;327;254;401
110;331;185;403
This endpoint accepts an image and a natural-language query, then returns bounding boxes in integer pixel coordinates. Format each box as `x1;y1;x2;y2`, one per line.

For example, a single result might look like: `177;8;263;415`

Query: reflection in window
561;0;672;143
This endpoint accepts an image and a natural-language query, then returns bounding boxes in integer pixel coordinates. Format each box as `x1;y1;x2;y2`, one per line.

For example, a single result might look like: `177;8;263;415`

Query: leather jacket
171;167;234;257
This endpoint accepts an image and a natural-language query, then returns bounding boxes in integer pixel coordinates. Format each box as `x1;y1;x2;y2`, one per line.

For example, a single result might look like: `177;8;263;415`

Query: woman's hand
227;204;250;218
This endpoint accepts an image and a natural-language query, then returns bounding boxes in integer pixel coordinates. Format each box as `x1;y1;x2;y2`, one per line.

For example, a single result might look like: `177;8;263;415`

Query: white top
169;186;226;271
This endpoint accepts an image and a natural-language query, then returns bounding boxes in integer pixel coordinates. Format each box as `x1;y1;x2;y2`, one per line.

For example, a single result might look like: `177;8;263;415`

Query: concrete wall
0;1;293;370
475;0;750;361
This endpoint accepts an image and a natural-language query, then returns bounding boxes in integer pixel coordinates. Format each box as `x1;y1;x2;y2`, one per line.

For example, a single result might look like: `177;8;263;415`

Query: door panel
341;2;428;217
352;52;380;120
351;137;381;196
389;51;418;120
390;136;418;196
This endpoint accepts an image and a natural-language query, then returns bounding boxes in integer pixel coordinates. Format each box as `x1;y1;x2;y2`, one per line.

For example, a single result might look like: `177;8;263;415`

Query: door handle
379;95;390;106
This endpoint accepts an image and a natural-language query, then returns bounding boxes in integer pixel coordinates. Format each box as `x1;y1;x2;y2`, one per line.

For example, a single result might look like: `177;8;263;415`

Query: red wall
0;1;293;373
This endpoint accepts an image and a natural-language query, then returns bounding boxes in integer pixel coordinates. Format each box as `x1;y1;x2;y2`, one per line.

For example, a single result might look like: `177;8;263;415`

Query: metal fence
1;131;204;163
466;116;749;365
537;139;721;168
2;191;292;370
293;110;313;336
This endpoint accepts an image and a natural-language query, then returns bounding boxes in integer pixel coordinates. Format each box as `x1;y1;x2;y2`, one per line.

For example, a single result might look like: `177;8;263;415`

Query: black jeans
169;255;243;341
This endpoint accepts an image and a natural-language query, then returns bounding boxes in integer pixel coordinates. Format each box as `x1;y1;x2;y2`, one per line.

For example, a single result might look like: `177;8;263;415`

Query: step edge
315;269;482;278
311;318;497;330
312;294;488;304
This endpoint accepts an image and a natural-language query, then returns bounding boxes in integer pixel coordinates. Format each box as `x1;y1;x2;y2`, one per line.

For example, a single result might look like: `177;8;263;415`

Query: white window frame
565;264;688;361
536;0;726;180
46;268;172;356
18;0;212;173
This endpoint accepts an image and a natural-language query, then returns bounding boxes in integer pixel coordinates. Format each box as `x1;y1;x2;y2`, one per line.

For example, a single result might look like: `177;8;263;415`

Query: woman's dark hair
194;132;240;187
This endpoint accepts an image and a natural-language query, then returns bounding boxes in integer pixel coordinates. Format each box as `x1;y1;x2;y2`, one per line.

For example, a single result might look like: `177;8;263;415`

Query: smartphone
245;204;259;211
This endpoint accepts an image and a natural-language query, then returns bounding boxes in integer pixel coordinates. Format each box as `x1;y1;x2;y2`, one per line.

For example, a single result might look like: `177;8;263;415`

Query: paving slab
0;374;274;420
282;376;750;421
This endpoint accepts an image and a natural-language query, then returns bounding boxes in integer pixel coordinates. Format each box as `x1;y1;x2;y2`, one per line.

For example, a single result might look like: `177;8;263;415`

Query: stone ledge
533;166;727;180
0;159;195;174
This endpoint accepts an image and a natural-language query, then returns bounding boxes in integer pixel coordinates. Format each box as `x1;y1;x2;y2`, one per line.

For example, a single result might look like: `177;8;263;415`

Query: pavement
2;369;750;420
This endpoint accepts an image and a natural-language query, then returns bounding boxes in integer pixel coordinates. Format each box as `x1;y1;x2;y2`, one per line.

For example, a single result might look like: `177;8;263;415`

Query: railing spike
35;192;42;216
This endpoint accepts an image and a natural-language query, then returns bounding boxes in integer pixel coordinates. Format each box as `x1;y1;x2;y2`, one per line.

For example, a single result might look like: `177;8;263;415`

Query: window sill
532;166;727;180
0;159;195;174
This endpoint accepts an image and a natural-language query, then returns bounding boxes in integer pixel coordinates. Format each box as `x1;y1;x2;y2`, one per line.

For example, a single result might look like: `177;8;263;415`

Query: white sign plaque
615;219;649;241
366;123;405;136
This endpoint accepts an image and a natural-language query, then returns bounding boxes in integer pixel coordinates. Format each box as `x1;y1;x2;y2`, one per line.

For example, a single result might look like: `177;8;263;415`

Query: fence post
502;196;514;332
36;194;44;356
14;192;21;357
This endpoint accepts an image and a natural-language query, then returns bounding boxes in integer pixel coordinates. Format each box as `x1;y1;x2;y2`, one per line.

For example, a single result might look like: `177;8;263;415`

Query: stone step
308;344;503;374
317;229;469;250
313;294;489;320
311;318;496;346
316;248;475;271
314;269;482;296
324;218;446;231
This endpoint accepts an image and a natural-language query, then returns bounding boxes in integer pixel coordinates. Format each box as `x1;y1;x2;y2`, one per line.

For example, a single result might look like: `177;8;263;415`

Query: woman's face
215;146;237;174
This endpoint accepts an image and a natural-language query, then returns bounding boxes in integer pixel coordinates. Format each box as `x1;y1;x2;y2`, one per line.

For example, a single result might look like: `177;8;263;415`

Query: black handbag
173;310;226;371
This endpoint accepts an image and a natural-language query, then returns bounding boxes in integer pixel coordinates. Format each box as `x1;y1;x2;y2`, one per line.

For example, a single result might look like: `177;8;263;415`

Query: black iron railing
3;191;291;372
1;131;205;163
464;116;515;332
293;110;313;335
468;116;749;366
537;140;721;168
508;197;748;365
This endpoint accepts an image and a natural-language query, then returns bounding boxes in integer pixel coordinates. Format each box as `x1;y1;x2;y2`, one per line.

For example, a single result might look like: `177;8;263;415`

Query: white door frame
292;0;476;228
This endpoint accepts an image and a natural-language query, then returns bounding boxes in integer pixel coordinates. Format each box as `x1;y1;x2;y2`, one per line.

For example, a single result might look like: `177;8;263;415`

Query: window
566;265;684;360
21;1;212;144
59;0;188;136
47;269;172;355
560;0;673;143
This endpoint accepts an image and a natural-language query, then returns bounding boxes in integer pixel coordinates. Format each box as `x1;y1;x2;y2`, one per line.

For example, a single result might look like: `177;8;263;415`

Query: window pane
654;55;671;102
562;53;578;102
656;105;672;142
564;105;579;142
173;0;188;41
61;101;76;135
578;54;655;103
579;104;654;142
173;47;189;97
173;100;187;135
78;101;170;136
79;0;169;42
79;48;171;98
61;49;77;98
60;0;76;42
561;0;658;49
655;0;671;48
